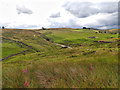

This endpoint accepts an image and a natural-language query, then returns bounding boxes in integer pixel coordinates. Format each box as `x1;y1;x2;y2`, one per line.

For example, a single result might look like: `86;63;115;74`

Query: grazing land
1;28;119;88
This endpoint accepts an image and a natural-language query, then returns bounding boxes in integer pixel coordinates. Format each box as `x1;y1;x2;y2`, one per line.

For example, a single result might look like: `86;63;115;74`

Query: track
46;40;72;49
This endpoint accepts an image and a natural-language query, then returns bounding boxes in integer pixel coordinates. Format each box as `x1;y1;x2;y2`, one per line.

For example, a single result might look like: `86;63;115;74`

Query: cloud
98;13;118;26
48;17;81;28
7;24;38;29
48;11;118;29
50;12;61;18
63;2;99;18
15;24;38;29
0;0;118;29
98;13;118;29
81;12;118;29
63;1;118;18
16;6;33;14
98;2;118;14
0;23;9;27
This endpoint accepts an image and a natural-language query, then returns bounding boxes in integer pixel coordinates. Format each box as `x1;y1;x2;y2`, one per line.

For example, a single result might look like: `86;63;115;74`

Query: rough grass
2;28;119;88
2;60;118;88
2;39;27;58
38;29;118;46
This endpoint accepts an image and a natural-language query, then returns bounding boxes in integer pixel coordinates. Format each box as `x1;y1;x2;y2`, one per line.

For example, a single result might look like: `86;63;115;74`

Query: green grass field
2;39;28;58
1;28;119;88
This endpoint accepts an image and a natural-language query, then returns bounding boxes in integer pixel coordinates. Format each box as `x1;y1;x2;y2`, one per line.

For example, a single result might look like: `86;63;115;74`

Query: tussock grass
2;61;118;88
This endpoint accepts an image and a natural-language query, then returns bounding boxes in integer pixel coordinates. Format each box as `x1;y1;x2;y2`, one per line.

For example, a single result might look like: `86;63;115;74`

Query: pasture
1;28;119;88
2;38;28;58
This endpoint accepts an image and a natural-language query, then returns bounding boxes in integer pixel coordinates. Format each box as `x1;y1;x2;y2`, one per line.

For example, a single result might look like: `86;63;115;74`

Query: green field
2;28;119;88
2;38;28;58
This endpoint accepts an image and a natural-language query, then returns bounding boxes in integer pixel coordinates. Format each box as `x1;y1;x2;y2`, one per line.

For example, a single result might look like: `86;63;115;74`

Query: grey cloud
85;12;118;29
0;23;9;28
96;2;118;13
63;1;118;18
16;6;33;14
15;24;37;29
48;19;81;28
98;13;118;26
48;12;118;29
98;25;118;29
118;1;120;27
50;12;61;18
119;1;120;12
48;1;118;29
63;2;99;18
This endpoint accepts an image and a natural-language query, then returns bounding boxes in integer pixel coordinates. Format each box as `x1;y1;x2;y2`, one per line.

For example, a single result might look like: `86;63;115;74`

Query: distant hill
108;29;118;32
1;28;118;31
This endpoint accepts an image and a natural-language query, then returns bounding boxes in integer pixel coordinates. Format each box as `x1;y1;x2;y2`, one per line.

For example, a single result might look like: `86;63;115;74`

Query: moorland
1;28;119;88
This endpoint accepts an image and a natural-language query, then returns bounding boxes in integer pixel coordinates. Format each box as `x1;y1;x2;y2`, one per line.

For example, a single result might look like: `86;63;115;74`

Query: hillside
1;28;119;88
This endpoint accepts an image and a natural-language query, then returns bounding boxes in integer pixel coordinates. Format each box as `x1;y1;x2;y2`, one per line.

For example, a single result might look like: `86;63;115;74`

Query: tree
104;31;106;33
99;31;101;33
42;27;46;30
83;27;87;29
2;26;5;29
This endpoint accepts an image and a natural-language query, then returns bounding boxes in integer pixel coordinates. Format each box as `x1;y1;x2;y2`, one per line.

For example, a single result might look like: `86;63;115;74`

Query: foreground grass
2;60;118;88
2;47;118;88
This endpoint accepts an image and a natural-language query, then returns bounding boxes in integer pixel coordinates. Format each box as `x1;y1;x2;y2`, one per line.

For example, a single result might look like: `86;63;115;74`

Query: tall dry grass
2;61;118;88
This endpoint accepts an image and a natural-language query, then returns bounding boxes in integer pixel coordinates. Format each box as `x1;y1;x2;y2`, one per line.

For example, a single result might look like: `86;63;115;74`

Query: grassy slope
2;29;118;88
2;38;28;58
38;29;118;47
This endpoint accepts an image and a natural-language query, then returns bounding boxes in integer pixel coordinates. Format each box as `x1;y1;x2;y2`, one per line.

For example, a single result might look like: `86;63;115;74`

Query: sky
0;0;119;29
